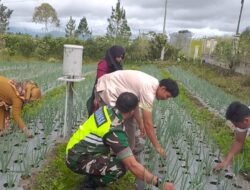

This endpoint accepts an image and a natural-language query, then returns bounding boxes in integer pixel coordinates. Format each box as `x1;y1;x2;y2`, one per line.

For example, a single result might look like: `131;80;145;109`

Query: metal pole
231;0;244;69
63;81;74;140
160;0;168;61
162;0;167;34
236;0;244;35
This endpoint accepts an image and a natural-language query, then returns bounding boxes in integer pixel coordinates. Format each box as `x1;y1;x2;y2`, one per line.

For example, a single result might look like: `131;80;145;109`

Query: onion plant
187;163;206;190
40;144;50;161
31;149;41;168
202;150;214;176
19;156;32;179
5;171;17;188
179;173;190;190
0;138;14;173
218;179;231;190
232;154;244;188
168;66;239;117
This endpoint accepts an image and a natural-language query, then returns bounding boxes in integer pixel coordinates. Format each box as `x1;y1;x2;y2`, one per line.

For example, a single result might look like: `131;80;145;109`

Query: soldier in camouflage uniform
66;92;175;190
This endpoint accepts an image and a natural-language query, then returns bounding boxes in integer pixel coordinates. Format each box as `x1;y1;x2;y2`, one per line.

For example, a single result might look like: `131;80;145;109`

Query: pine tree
0;0;13;34
106;0;131;40
75;17;92;39
65;16;76;38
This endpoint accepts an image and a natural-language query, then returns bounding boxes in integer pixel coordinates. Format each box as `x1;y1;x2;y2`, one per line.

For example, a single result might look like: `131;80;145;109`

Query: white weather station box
58;44;85;139
59;44;85;82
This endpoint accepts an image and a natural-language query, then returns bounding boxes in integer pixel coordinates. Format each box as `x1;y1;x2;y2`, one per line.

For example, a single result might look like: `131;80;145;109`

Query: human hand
23;99;30;104
156;146;167;159
213;161;227;173
139;124;146;137
23;127;34;138
164;182;175;190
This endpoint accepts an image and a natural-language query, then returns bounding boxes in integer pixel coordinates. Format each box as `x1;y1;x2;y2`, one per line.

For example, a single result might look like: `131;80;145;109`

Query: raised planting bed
142;100;250;189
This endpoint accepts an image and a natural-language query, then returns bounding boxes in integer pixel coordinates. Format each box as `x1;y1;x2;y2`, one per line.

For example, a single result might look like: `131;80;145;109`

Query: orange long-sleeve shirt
0;76;25;130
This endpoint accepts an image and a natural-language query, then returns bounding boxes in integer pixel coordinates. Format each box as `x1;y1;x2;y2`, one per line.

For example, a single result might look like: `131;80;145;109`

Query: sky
2;0;250;38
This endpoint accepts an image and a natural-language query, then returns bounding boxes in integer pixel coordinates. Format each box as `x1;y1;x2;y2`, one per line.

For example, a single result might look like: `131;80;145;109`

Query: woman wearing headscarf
96;45;125;79
86;45;125;116
0;76;42;137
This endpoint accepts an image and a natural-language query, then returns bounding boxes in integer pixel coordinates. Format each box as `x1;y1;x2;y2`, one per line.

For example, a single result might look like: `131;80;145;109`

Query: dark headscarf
86;45;125;117
105;45;125;72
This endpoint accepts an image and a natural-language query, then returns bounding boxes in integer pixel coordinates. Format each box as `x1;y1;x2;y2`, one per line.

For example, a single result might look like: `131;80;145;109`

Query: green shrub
0;48;11;61
48;57;60;63
34;42;50;60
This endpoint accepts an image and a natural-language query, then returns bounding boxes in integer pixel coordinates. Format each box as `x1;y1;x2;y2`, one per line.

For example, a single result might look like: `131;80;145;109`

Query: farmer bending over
94;70;179;158
66;92;175;190
213;101;250;171
0;76;42;137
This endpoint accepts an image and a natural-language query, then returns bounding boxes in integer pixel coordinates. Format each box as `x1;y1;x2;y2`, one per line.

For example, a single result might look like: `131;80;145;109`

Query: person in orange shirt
0;76;42;137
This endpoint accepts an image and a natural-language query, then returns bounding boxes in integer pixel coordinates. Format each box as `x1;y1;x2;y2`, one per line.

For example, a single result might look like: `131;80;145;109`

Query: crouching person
65;92;174;190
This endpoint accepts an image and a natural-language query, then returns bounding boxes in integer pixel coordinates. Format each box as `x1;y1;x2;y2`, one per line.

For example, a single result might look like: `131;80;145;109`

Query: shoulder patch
94;107;107;127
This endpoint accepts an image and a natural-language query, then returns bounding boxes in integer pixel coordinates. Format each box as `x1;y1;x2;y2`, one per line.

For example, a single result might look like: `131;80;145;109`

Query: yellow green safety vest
66;106;112;154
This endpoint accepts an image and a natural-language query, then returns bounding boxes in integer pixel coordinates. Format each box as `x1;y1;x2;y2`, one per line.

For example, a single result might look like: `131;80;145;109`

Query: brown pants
0;105;10;131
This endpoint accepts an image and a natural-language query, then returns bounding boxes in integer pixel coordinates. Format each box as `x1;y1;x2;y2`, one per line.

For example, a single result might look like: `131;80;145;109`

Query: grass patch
241;76;250;87
27;143;82;190
178;61;250;104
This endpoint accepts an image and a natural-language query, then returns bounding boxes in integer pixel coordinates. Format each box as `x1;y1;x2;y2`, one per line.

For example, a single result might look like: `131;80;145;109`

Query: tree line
1;0;181;62
0;0;131;41
0;31;180;63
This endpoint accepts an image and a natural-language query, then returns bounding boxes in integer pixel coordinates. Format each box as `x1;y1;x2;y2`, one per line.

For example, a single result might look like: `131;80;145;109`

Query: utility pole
160;0;168;61
236;0;244;35
231;0;244;69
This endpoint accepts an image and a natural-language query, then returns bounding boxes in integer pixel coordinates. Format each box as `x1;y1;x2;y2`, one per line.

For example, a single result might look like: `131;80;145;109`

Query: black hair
116;92;139;113
226;101;250;122
105;45;125;71
159;78;179;97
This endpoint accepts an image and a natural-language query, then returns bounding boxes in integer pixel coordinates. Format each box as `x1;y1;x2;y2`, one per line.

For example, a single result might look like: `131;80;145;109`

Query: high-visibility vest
66;106;112;154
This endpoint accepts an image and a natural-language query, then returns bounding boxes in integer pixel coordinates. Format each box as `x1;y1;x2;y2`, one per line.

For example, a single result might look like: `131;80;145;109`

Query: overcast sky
2;0;250;38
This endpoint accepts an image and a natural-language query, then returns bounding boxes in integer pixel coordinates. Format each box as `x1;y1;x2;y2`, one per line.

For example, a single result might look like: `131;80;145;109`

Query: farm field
1;0;249;189
0;61;250;190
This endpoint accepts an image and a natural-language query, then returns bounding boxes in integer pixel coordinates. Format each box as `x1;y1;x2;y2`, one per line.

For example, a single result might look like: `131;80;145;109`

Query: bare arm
12;99;33;138
142;109;166;158
12;99;26;130
134;106;145;136
213;131;246;171
122;156;174;190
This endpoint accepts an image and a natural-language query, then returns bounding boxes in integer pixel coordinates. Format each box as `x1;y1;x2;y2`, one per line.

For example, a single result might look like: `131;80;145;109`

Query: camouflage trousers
66;154;126;186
